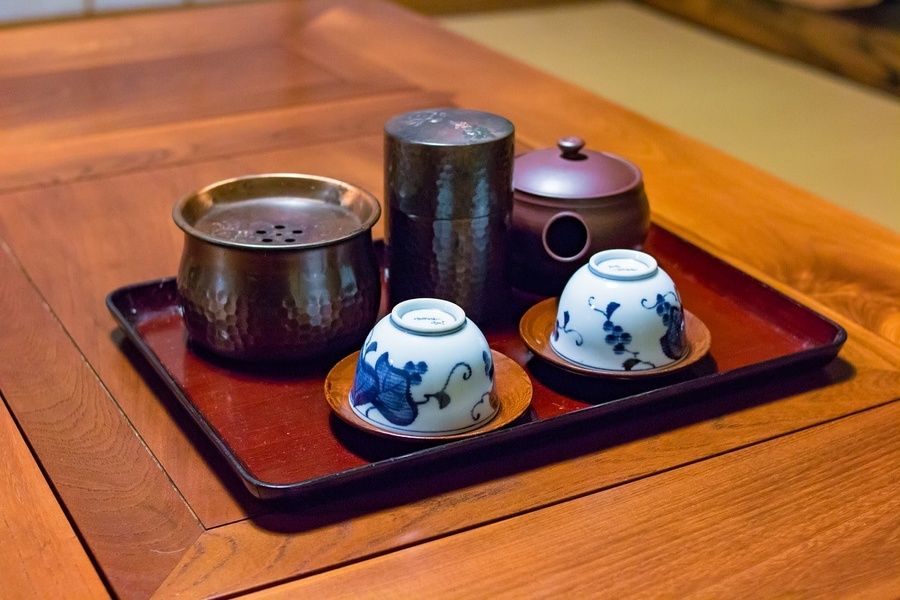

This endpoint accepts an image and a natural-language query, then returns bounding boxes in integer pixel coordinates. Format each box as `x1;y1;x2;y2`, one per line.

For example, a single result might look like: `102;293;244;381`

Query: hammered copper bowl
173;174;382;362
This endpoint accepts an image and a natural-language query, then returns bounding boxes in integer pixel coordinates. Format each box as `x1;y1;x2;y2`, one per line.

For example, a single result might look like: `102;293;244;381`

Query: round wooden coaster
325;349;532;441
519;297;711;379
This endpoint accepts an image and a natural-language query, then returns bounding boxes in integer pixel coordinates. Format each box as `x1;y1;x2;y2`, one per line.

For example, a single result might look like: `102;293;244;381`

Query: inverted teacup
549;249;687;371
349;298;498;436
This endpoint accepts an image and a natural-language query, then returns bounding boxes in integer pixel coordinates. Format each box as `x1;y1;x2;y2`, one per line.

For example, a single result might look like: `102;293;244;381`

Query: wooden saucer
519;298;712;379
324;349;532;442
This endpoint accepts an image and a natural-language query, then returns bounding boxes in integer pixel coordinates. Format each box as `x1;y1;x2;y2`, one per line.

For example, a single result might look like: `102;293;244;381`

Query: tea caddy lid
513;136;642;200
384;108;514;146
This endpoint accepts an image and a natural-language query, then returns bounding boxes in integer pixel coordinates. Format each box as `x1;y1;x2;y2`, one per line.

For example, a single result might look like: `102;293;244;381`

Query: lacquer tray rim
106;233;848;499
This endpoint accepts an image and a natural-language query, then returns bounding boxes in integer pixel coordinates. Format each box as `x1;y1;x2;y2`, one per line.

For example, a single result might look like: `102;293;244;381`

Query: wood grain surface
0;1;898;598
151;366;900;598
248;398;900;599
0;244;204;598
0;89;447;194
0;396;108;599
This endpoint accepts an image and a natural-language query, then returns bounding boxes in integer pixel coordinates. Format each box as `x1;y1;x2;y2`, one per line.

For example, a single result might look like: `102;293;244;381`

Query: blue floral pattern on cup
550;249;687;372
422;361;473;410
552;311;584;346
641;292;685;360
482;350;495;380
350;341;426;426
588;297;657;371
351;341;485;427
469;350;498;419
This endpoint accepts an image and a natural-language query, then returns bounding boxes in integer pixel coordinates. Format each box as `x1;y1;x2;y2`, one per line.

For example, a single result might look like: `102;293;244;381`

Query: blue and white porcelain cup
550;249;687;371
349;298;498;436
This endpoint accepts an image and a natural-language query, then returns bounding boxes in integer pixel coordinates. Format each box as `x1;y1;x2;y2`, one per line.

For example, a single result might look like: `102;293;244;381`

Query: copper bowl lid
173;173;381;250
513;136;642;200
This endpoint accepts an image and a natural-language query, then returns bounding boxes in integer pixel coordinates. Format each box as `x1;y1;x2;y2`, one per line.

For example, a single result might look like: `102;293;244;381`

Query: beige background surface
442;1;900;232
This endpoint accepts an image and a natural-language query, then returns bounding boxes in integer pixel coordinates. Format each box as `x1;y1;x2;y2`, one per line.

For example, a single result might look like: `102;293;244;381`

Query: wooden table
2;1;899;597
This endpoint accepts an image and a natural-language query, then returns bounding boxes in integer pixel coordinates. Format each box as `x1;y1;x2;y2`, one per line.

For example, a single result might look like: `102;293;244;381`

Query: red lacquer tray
107;226;846;499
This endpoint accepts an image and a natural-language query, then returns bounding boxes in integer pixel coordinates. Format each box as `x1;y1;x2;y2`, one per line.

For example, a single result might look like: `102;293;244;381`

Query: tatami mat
441;1;899;231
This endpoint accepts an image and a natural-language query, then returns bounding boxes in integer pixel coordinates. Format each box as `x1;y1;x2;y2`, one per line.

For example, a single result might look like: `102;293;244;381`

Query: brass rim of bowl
172;173;382;251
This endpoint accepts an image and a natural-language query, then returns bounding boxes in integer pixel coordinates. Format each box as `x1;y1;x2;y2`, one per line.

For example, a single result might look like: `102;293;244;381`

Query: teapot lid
513;136;642;199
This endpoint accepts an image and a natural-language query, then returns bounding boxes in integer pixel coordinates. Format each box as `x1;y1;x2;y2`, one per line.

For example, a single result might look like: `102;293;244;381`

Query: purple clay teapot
509;136;650;295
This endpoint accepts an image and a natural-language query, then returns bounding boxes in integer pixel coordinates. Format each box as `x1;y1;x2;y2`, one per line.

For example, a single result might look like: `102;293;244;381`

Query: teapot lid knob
557;136;586;159
513;135;642;199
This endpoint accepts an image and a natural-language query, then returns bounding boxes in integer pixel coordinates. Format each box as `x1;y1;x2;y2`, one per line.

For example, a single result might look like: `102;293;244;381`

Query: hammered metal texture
384;108;514;323
178;234;380;361
388;211;508;324
384;109;514;220
384;140;513;220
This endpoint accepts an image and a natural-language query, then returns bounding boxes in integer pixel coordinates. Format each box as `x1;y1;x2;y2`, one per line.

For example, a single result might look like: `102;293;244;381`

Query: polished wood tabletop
1;1;899;598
